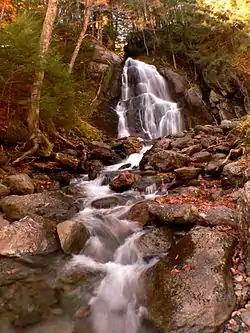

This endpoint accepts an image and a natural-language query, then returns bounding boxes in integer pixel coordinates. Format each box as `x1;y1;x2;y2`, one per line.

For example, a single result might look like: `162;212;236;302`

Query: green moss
38;132;54;157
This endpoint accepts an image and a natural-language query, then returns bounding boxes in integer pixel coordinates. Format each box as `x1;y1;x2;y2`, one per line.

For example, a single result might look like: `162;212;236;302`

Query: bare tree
68;0;94;73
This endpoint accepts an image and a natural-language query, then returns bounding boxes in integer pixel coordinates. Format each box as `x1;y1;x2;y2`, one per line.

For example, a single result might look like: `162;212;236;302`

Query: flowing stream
69;147;159;333
116;58;182;139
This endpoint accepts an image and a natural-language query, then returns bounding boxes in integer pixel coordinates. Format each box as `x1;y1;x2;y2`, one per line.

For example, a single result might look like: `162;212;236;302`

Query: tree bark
28;0;58;136
68;0;93;73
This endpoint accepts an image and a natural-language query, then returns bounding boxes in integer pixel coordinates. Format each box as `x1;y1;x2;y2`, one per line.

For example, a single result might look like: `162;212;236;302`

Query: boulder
55;152;79;171
135;228;174;258
174;167;201;181
85;160;103;180
0;216;59;257
57;220;89;254
127;201;152;226
198;206;239;228
0;190;79;222
171;136;194;150
160;68;186;96
92;43;122;65
109;171;135;193
132;175;162;193
142;227;236;333
181;144;202;156
0;183;10;197
185;86;203;108
6;173;34;195
91;195;130;209
238;181;250;227
222;161;247;188
194;125;215;135
89;141;121;166
205;159;225;175
114;136;143;155
149;203;199;226
191;151;212;163
220;120;238;133
140;149;188;172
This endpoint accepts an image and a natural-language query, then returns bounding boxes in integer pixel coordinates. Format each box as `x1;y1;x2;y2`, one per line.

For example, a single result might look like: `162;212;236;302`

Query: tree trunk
28;0;58;136
68;0;93;73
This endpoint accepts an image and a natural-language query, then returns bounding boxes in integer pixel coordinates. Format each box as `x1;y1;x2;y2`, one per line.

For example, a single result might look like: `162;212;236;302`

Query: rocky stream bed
0;120;250;333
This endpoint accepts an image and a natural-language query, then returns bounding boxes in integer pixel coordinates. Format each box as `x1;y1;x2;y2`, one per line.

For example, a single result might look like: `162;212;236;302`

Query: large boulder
109;171;136;193
57;220;89;254
222;161;248;188
142;227;236;333
0;190;80;222
0;216;59;257
91;195;131;209
135;228;174;258
191;151;212;163
92;43;122;65
160;68;186;96
85;159;103;180
198;206;239;228
5;173;34;195
127;201;152;227
149;203;199;226
140;149;188;172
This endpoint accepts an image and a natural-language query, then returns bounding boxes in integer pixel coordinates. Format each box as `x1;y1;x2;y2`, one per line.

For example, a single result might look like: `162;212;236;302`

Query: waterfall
116;58;182;139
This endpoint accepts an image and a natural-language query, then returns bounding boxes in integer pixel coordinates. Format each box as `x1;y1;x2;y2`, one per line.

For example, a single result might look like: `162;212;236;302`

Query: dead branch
54;131;76;148
90;71;104;106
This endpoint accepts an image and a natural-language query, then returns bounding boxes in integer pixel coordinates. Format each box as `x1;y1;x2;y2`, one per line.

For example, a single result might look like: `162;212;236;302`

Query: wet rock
49;171;73;187
191;151;212;163
109;171;135;193
118;163;131;170
57;220;89;254
114;136;143;155
85;159;103;180
135;228;174;258
91;195;130;209
89;141;121;166
132;175;162;193
0;216;59;257
142;227;236;333
0;190;79;222
149;203;199;226
127;201;151;226
153;138;171;150
223;161;247;188
140;149;188;172
174;167;201;181
0;183;10;197
55;152;79;171
199;206;239;228
6;173;34;195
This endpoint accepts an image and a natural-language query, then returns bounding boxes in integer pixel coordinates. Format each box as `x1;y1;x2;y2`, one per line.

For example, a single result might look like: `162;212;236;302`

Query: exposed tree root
54;131;76;148
12;141;39;165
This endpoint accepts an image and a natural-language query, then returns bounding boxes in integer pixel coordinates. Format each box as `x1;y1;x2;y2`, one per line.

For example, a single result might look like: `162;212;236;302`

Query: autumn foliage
0;0;16;25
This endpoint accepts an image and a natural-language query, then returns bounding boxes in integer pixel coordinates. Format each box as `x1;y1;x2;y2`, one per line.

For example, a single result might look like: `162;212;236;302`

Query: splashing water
117;57;182;139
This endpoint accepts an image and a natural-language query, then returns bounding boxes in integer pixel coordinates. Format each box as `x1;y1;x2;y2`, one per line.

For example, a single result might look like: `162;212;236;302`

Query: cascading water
116;57;182;139
66;149;160;333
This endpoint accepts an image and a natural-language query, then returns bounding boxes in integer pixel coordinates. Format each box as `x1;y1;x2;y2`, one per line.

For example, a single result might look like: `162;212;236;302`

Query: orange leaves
0;0;16;25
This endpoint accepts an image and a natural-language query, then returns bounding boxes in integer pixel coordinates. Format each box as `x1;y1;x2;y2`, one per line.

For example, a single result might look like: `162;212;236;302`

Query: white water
117;57;182;139
68;147;160;333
